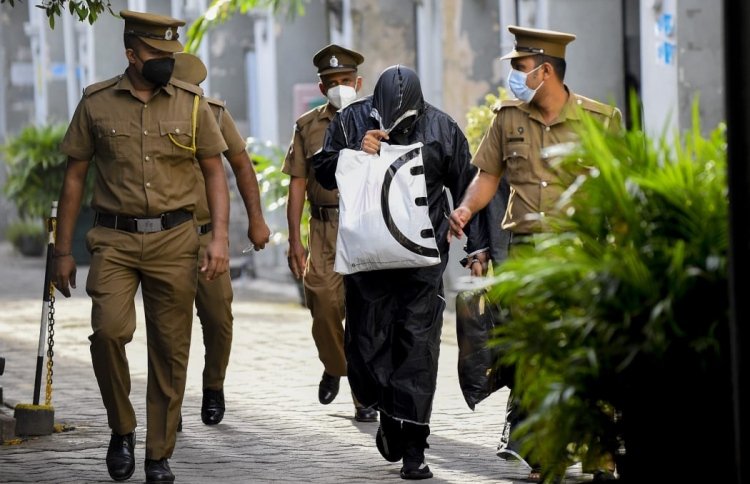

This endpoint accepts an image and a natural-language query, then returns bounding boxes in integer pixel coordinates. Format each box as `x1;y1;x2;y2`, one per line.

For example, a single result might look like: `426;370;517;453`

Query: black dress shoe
318;372;340;405
201;388;225;425
355;406;379;422
145;458;175;483
106;431;135;481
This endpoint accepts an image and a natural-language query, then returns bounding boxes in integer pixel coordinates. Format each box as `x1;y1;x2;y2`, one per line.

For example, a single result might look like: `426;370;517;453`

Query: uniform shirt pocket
159;120;194;157
95;121;132;162
503;142;533;183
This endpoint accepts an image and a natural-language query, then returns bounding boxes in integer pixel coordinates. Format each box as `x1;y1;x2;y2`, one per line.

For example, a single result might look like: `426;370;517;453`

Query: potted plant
6;219;46;257
2;123;95;263
487;100;731;482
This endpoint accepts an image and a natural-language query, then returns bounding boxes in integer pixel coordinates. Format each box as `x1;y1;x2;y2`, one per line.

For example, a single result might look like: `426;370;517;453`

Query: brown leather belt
310;204;339;222
95;210;193;233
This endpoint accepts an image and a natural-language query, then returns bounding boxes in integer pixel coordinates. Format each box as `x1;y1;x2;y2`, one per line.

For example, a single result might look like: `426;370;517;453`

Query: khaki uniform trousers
195;231;234;390
303;217;346;377
85;221;199;460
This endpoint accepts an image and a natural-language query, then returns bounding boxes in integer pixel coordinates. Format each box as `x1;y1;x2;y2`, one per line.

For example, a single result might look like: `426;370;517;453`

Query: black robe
313;66;479;424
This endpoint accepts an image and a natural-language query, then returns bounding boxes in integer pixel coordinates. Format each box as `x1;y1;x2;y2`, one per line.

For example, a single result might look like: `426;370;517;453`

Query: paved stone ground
0;243;590;483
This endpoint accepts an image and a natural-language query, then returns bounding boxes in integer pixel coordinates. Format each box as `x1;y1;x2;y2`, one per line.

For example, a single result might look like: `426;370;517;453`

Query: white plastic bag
334;141;440;274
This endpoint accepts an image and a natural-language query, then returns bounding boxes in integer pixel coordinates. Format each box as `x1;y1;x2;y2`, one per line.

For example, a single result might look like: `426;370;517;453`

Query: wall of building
547;0;625;110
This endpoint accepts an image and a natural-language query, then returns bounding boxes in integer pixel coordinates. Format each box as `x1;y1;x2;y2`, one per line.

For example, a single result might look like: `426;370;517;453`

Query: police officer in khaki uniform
448;26;621;482
172;52;271;427
53;11;230;483
283;44;377;422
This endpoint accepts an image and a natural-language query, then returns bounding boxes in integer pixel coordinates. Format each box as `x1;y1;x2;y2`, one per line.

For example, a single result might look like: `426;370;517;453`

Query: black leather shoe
201;388;225;425
318;372;340;405
106;431;135;481
355;406;379;422
318;372;341;405
145;458;175;483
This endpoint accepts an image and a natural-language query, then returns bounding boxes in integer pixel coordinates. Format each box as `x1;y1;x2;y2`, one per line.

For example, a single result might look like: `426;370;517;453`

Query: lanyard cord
168;94;199;153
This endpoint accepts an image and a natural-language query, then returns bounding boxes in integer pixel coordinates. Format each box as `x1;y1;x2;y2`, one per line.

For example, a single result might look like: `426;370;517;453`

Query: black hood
371;65;425;134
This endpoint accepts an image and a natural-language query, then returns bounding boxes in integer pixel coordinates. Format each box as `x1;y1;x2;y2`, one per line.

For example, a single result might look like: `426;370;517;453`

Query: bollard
14;403;54;436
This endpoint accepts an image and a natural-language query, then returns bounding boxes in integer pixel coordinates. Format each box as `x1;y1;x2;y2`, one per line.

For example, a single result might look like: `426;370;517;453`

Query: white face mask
326;85;358;109
507;64;545;103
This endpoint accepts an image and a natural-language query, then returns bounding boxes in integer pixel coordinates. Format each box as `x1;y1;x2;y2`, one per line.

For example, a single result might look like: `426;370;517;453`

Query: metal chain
45;284;55;406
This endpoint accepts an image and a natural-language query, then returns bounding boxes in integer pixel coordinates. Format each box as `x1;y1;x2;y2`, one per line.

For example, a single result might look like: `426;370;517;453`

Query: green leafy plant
465;87;508;154
184;0;306;53
0;0;114;28
488;99;728;481
3;124;68;220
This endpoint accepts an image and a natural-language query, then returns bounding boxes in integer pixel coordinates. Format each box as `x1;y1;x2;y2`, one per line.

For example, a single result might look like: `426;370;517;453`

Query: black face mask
141;57;175;87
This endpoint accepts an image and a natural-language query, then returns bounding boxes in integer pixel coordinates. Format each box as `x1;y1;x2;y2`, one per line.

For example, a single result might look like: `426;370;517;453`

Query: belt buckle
135;217;162;233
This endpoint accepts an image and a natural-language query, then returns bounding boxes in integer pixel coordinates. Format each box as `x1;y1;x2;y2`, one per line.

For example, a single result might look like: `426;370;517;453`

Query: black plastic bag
455;287;508;410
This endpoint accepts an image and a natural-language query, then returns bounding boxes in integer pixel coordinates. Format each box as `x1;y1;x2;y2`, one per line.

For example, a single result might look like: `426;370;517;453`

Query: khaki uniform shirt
282;103;339;206
194;98;248;225
472;88;622;234
60;73;227;217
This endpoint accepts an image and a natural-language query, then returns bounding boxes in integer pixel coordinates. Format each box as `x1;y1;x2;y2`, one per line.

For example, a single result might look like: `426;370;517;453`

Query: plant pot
16;234;46;257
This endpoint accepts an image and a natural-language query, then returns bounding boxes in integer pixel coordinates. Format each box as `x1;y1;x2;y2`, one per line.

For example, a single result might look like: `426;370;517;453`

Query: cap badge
518;127;524;134
164;28;173;40
329;55;339;68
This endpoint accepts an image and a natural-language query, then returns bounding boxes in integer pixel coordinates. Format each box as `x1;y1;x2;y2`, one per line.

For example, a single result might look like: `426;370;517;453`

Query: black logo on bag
380;147;439;258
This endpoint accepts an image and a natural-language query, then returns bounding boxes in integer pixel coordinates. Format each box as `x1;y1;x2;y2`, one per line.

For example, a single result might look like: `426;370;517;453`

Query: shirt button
175;128;181;134
144;130;148;135
145;156;150;161
545;126;550;132
143;104;148;109
146;182;151;188
541;181;548;187
512;151;517;156
111;129;116;134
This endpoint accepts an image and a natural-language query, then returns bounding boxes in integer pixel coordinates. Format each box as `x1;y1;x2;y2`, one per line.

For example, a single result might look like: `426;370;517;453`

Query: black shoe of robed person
201;388;225;425
106;431;135;481
145;458;175;483
400;446;433;480
318;372;340;405
355;406;379;422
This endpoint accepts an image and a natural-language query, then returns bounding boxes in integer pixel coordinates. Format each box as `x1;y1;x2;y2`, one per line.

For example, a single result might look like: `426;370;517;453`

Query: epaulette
205;96;226;109
171;78;204;96
573;94;617;118
296;104;325;129
83;76;121;97
493;98;524;113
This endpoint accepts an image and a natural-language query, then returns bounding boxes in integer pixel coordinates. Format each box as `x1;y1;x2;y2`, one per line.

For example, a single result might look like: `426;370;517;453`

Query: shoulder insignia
494;98;524;113
574;94;617;118
171;78;204;96
206;96;226;109
83;76;121;97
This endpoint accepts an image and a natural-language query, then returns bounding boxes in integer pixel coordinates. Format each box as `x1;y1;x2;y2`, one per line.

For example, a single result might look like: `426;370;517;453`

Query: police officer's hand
201;239;229;281
287;239;307;280
469;251;490;277
248;219;271;251
361;130;389;154
448;206;472;241
53;254;77;298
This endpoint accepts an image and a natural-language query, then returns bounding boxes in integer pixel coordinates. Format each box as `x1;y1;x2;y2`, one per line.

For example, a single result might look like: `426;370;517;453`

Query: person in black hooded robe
313;65;483;480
